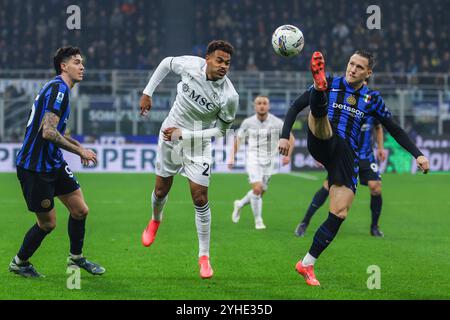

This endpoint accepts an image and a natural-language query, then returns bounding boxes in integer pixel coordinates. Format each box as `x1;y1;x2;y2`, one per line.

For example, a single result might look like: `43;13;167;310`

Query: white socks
302;253;317;266
195;202;211;257
237;190;253;208
152;190;168;221
250;192;263;222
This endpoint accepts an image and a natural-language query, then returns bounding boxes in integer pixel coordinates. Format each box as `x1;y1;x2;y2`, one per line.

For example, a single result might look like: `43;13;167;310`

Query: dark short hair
354;49;375;69
53;46;82;74
206;40;234;56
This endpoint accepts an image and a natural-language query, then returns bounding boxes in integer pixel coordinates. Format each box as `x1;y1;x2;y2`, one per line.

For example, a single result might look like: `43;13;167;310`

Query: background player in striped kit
295;115;386;237
139;40;239;279
10;47;105;278
228;95;294;229
279;50;429;286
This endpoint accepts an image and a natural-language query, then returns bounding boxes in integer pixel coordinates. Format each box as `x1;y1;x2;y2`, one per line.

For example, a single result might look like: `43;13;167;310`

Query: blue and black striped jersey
358;116;380;160
16;75;70;172
326;76;391;155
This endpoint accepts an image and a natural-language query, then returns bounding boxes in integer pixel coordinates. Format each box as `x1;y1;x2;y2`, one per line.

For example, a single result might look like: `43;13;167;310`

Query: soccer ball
271;25;304;57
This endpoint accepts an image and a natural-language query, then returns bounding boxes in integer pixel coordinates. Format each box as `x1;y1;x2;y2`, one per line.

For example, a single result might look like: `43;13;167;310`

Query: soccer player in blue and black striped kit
279;50;429;286
295;104;387;238
10;47;105;278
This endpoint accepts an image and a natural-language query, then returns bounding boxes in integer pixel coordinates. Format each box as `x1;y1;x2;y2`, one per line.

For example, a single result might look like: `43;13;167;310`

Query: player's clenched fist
162;127;182;141
139;94;152;116
278;138;290;156
416;155;430;174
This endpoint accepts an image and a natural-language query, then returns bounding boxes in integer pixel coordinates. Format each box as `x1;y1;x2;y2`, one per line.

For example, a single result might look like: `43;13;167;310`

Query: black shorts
359;157;381;186
307;129;359;193
16;162;80;213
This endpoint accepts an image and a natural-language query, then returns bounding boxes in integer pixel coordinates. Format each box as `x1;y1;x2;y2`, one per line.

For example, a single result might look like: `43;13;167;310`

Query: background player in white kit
139;40;238;279
228;96;294;229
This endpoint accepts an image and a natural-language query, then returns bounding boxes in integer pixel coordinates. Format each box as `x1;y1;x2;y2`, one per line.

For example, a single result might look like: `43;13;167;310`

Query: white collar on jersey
202;64;226;86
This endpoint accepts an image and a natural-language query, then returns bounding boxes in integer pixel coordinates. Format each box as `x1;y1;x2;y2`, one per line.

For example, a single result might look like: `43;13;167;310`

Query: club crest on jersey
363;94;372;103
56;92;65;103
182;83;189;92
346;95;357;105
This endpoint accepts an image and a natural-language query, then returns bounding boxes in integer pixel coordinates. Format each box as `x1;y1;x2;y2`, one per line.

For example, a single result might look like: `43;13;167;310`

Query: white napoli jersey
164;56;239;133
237;113;284;164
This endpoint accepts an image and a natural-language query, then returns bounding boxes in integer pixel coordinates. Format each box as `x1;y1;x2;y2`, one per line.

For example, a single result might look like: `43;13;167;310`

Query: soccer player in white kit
139;41;239;279
228;96;294;229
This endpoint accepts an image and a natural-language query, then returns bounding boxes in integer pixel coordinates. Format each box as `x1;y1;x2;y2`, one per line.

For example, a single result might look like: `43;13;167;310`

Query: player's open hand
139;94;152;116
278;138;290;156
162;127;182;141
80;148;97;166
416;155;429;174
376;148;387;162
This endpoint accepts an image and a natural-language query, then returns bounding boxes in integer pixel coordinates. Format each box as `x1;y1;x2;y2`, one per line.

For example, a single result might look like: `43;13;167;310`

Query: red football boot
310;51;327;91
199;255;213;279
296;260;320;286
141;219;160;247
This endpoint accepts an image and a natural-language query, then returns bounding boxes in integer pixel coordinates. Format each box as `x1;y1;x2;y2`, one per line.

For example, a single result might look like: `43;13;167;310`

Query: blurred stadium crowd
1;0;449;73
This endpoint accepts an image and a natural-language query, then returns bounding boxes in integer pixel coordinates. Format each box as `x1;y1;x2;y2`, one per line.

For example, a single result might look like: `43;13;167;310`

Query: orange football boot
296;260;320;286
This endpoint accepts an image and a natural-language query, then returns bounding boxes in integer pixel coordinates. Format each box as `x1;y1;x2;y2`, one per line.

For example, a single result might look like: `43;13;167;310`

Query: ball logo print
271;25;304;57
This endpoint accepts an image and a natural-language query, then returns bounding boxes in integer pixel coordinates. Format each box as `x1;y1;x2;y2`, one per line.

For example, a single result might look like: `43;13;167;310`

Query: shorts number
202;163;210;176
65;165;74;178
370;163;379;172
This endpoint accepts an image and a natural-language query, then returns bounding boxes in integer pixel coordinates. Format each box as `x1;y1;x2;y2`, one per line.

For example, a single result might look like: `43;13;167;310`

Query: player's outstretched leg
310;51;328;91
308;52;332;140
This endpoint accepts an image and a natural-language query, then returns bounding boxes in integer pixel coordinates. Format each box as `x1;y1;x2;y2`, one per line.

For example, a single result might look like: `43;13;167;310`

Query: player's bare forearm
41;112;81;155
65;135;82;148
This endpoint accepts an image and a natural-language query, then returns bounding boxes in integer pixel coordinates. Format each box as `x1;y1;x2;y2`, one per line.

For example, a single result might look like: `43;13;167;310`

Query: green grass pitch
0;172;449;300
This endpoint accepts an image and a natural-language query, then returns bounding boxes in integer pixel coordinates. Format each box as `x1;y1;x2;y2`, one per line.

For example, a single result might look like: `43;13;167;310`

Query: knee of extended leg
39;221;56;232
71;206;89;220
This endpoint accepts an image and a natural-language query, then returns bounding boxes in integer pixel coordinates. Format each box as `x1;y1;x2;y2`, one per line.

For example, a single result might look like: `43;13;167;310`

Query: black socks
309;212;344;258
17;223;51;262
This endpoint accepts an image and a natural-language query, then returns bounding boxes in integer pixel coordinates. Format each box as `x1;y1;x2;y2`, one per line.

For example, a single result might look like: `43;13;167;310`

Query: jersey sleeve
370;93;392;121
217;93;238;124
44;83;68;118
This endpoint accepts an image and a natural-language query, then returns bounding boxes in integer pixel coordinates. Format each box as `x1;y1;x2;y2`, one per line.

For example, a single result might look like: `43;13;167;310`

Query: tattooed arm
64;134;82;148
41;112;97;164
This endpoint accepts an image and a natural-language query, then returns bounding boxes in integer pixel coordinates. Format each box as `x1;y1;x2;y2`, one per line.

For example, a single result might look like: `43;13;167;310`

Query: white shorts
246;163;275;191
155;129;212;187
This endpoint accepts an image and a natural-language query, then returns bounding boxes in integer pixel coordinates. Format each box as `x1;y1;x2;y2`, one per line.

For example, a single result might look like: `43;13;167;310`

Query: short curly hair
206;40;234;56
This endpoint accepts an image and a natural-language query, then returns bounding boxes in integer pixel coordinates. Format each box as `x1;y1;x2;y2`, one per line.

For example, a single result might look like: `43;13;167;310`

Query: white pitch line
286;172;320;180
